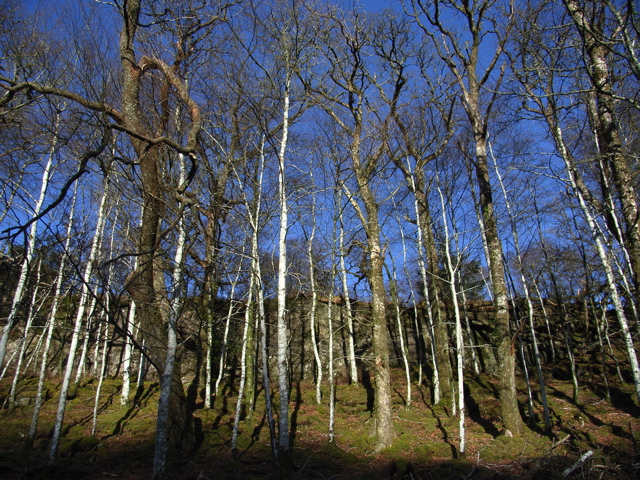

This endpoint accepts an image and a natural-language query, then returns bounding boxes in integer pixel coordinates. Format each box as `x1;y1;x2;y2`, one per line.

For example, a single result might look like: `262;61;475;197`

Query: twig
562;450;593;477
551;434;571;451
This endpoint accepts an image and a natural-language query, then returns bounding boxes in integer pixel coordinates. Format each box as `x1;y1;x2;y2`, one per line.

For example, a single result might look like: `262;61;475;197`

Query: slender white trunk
0;118;60;370
204;312;213;409
328;279;335;443
258;260;278;458
75;295;98;383
121;299;136;406
122;208;143;405
231;265;254;450
388;251;411;407
276;76;291;453
338;194;358;384
49;174;110;462
8;259;44;410
29;184;78;440
137;338;147;389
490;144;550;429
214;265;242;401
595;304;612;401
555;123;640;403
308;171;323;403
153;154;188;480
438;183;465;455
409;170;440;403
91;317;110;436
456;271;480;375
446;198;480;377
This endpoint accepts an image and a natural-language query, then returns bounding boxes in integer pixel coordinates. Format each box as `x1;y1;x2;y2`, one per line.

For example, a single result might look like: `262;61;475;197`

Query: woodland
0;0;639;479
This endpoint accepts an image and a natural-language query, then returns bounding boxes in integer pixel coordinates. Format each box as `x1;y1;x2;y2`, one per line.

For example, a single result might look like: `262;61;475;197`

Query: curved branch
1;130;112;240
0;79;123;124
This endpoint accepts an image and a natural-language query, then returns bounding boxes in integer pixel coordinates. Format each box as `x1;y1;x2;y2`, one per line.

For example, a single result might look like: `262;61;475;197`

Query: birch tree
409;0;525;436
0;112;62;371
563;0;640;298
512;3;640;403
49;171;110;462
0;0;225;451
307;9;400;449
437;180;466;456
28;183;78;442
153;151;191;480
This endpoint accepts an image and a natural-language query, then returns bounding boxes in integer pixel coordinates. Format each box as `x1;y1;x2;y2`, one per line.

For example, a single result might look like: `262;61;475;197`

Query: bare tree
408;0;525;436
305;8;401;449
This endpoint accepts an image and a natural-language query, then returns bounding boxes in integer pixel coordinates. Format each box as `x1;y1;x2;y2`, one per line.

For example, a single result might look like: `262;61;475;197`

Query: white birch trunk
308;170;323;403
387;250;411;407
75;295;98;383
438;184;465;455
328;279;335;443
231;265;254;450
0;117;60;371
214;265;242;401
204;310;213;409
456;271;480;375
122;207;143;405
91;317;110;436
258;259;278;459
137;338;147;389
338;192;358;384
595;304;612;401
275;76;291;453
153;153;188;479
447;202;480;377
49;173;110;462
29;184;78;441
8;259;44;410
409;171;440;403
121;299;136;406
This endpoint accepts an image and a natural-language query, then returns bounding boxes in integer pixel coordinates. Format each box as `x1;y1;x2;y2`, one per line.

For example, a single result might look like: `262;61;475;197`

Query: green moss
58;435;99;458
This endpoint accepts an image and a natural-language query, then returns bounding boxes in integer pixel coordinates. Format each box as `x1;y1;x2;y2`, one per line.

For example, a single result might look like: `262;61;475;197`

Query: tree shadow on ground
108;382;159;437
464;383;500;438
604;385;640;417
361;367;374;412
289;382;302;446
546;384;605;427
393;387;407;406
425;403;457;459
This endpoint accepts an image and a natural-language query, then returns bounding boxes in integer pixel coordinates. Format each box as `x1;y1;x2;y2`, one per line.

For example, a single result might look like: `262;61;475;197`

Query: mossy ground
0;368;639;479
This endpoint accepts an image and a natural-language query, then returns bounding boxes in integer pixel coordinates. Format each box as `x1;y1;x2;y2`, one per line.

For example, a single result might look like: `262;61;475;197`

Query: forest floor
0;367;639;479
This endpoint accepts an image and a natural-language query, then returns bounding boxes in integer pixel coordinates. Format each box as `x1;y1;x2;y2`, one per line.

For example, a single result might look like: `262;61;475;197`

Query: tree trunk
473;132;524;436
338;196;358;385
29;183;78;441
275;76;292;455
8;259;44;411
152;154;190;480
49;173;110;462
0;115;60;371
564;0;640;296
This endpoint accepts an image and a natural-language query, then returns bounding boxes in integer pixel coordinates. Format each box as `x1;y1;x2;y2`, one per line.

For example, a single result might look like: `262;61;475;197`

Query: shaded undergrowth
0;369;639;479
